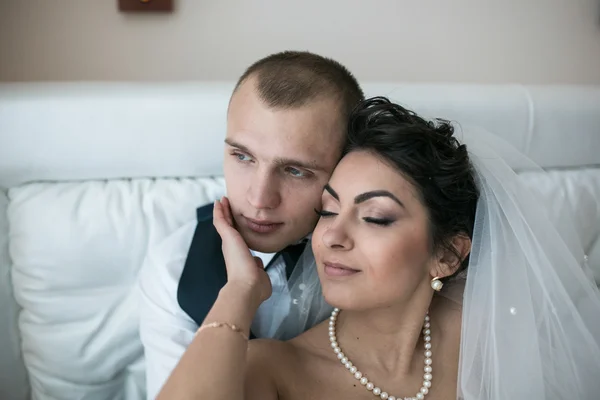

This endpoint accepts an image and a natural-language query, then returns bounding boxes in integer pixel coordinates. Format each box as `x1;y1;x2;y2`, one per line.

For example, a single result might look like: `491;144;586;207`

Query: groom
138;50;364;399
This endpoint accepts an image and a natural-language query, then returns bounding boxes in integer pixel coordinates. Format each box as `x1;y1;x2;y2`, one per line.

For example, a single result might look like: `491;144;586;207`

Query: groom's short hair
233;50;364;122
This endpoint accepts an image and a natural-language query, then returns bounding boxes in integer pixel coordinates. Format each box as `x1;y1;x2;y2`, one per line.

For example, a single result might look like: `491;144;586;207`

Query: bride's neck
334;297;433;374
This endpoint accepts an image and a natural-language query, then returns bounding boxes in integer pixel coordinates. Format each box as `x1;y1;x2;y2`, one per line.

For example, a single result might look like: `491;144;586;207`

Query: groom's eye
285;166;313;179
231;151;253;162
286;167;305;177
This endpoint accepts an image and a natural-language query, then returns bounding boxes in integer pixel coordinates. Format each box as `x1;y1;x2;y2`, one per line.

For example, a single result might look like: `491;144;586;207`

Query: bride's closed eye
314;208;395;227
314;208;335;217
362;216;394;226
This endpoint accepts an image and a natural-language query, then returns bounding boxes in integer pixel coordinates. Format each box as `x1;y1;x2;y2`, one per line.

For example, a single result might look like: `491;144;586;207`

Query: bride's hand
212;196;272;304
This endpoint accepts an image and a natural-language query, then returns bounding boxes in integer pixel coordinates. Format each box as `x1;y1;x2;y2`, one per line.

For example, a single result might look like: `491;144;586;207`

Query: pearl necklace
329;308;433;400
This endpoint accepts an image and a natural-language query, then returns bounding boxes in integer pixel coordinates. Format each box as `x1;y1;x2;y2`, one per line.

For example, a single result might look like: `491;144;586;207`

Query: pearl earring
431;277;443;291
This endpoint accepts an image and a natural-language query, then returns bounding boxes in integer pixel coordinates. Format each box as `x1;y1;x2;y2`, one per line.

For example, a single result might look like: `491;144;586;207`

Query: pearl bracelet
195;321;248;340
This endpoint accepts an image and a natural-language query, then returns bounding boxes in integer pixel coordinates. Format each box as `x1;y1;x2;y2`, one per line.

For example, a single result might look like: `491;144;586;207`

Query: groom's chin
239;228;288;254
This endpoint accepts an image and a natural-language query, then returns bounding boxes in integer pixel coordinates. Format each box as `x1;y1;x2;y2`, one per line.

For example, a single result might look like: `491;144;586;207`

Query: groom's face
224;77;345;254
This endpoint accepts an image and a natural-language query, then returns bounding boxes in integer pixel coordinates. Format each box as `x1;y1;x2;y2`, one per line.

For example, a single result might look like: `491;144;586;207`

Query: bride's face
312;150;435;310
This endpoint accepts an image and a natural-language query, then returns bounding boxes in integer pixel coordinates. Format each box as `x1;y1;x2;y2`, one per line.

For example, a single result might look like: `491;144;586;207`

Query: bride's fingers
253;256;264;270
222;196;234;227
212;200;230;237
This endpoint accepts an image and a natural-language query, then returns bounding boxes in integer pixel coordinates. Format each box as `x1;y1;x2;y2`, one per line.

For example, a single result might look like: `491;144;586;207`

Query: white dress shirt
138;220;290;399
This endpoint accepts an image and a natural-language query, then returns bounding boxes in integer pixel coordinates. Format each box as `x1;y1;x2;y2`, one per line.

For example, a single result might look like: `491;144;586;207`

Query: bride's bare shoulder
247;338;295;364
246;337;311;375
248;320;335;367
245;323;340;399
288;320;338;362
248;323;329;360
244;339;297;399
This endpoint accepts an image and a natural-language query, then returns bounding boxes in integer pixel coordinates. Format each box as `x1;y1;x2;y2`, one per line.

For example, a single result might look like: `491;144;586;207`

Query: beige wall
1;0;599;83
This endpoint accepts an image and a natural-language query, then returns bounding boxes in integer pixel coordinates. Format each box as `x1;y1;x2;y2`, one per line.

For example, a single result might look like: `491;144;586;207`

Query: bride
157;97;600;400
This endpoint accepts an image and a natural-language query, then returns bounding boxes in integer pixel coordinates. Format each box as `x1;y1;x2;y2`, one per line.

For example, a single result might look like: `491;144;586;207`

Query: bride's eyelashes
314;209;336;217
363;217;394;226
314;208;395;227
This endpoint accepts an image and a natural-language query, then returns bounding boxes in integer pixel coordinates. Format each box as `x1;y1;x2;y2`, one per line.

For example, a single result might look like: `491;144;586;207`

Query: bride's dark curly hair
344;97;479;277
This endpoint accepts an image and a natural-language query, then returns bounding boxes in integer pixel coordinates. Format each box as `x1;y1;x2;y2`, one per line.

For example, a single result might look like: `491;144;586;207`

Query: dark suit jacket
177;204;228;329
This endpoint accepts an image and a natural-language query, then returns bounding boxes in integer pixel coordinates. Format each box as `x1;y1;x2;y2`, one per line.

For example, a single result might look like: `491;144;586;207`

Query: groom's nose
246;170;281;210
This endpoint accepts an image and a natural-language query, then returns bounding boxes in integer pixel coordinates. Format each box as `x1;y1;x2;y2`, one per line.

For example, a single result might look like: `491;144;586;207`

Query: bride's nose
321;218;353;250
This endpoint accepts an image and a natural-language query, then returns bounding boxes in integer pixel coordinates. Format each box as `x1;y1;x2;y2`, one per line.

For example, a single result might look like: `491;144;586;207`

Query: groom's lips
243;216;284;234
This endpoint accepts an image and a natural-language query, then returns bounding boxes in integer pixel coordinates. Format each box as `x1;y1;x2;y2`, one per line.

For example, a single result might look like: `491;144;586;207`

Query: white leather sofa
1;82;599;400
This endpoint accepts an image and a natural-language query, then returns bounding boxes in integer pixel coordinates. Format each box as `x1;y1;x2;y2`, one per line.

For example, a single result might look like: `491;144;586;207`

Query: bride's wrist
220;282;263;309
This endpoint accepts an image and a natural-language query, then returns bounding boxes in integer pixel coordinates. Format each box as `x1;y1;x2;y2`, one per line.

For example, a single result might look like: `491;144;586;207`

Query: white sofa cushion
8;177;225;400
519;169;600;281
7;168;599;399
0;190;30;400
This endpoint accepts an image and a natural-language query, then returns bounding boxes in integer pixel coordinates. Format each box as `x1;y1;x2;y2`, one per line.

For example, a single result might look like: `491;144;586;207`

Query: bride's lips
243;216;284;234
324;262;360;277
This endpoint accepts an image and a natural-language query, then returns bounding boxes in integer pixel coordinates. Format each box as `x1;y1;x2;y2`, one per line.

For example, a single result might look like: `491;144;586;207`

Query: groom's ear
431;234;472;278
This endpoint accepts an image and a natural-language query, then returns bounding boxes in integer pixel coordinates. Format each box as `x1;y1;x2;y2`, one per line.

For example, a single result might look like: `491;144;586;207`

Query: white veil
456;128;600;399
271;126;600;399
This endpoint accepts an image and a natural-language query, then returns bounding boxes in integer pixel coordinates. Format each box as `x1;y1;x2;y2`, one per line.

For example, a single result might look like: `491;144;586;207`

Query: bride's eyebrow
323;184;339;200
354;190;404;208
323;184;404;208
